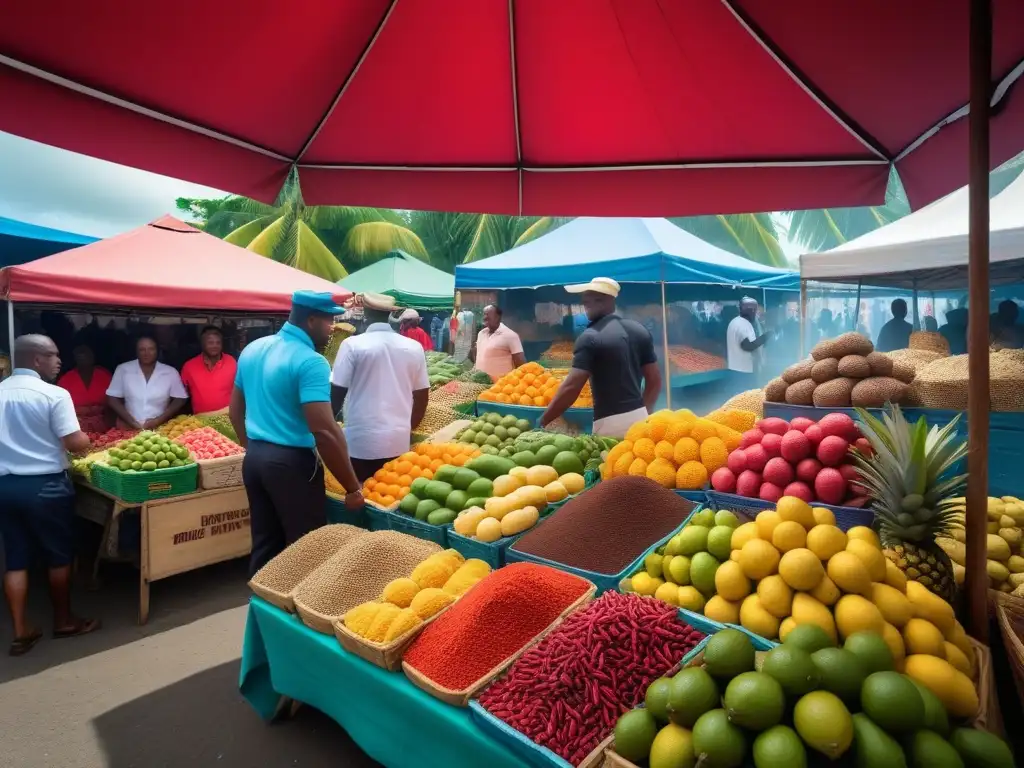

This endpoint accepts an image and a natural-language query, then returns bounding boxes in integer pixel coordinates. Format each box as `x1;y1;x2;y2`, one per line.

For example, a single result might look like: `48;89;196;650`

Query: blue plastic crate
363;503;391;531
676;490;709;505
325;494;370;529
507;502;703;595
473;401;594;432
382;509;451;545
705;490;873;531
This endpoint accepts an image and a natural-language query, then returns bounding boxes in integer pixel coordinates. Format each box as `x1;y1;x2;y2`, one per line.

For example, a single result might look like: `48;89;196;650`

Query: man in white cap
726;296;770;393
331;293;430;481
540;278;661;437
398;308;433;351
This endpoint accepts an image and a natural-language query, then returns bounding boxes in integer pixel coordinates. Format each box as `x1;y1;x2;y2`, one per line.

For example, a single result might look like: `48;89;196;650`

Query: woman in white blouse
106;336;188;430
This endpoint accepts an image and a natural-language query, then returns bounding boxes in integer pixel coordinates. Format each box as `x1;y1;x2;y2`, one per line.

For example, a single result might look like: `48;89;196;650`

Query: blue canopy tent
455;217;797;290
456;218;798;408
0;215;97;269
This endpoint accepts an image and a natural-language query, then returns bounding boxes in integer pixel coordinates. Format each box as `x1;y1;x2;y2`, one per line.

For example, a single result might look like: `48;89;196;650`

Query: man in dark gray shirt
540;278;661;437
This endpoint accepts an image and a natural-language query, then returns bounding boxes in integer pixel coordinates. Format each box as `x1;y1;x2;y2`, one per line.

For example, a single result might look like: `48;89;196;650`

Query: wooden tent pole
965;0;992;642
799;280;807;359
660;281;671;409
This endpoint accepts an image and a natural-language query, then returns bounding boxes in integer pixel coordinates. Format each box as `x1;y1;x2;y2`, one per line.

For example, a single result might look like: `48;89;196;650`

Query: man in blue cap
230;290;363;576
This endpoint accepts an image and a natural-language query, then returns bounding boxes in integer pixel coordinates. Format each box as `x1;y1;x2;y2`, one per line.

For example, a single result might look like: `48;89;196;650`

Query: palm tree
175;171;425;281
668;213;788;267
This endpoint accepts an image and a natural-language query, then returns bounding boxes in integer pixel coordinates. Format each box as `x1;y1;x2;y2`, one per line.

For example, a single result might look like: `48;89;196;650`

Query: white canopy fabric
800;171;1024;289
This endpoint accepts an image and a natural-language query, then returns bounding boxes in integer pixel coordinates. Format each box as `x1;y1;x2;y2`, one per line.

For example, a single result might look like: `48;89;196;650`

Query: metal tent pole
853;281;862;331
799;280;807;359
965;0;992;642
660;281;671;408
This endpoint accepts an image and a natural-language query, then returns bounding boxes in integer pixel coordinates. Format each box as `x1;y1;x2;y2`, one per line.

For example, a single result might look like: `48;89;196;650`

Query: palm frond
513;216;571;248
342;221;429;266
669;213;788;267
224;216;276;248
246;214;291;263
294;220;348;281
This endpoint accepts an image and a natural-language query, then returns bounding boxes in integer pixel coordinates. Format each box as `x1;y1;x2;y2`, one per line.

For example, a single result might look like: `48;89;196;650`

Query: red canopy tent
1;1;1023;216
0;216;350;313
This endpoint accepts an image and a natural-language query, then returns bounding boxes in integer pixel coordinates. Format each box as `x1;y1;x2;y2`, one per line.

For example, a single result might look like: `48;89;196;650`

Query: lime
723;672;785;731
752;725;807;768
692;709;746;768
784;624;834;654
810;648;866;704
793;691;853;760
860;671;925;734
644;678;673;723
668;667;719;727
761;645;820;698
649;723;695;768
703;629;755;680
843;631;894;674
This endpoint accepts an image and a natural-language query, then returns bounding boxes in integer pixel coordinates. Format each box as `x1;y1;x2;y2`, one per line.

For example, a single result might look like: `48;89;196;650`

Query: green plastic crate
91;461;198;503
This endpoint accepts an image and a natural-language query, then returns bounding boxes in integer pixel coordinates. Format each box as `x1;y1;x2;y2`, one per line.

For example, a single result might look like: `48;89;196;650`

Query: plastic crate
507;502;702;595
705;490;873;531
383;509;451;545
676;490;709;505
325;494;370;529
91;461;198;503
473;401;594;432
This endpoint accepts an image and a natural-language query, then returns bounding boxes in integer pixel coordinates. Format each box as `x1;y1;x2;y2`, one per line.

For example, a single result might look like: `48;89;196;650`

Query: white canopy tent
799;170;1024;290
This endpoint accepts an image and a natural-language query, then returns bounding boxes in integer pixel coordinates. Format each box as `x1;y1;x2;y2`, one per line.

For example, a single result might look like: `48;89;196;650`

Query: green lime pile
455;412;531;455
611;626;1014;768
397;464;493;526
626;508;740;614
105;431;194;473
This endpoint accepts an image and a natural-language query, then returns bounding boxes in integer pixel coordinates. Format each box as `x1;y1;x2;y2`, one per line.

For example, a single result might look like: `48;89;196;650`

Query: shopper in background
180;326;237;414
331;293;430;481
58;345;113;411
231;291;363;577
541;278;661;437
106;335;188;430
472;305;526;382
875;298;914;352
0;334;99;656
398;308;434;352
726;297;770;394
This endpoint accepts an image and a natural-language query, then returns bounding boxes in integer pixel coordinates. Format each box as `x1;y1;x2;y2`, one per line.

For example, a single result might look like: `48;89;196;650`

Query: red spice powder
403;563;591;691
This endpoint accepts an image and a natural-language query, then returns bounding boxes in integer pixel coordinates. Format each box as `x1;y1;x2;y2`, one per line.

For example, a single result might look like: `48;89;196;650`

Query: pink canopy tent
0;216;350;313
1;1;1023;216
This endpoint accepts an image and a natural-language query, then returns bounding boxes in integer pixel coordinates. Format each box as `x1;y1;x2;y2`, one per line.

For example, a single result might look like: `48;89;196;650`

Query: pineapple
322;322;355;365
851;404;968;602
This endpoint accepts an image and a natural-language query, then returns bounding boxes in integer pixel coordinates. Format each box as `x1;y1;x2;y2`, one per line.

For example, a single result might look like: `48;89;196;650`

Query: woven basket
197;453;244;489
970;636;1004;736
402;583;596;707
993;590;1024;712
332;601;451;672
909;330;950;355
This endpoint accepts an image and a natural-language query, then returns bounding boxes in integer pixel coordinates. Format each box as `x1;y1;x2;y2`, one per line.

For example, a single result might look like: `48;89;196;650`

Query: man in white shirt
106;335;188;430
330;294;430;481
726;297;770;395
472;305;526;381
0;335;99;656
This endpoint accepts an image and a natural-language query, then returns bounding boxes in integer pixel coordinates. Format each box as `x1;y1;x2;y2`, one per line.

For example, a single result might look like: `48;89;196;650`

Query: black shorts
0;472;76;572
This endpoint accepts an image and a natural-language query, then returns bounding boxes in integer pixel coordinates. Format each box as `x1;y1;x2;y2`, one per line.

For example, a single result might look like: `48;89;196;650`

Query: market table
74;479;251;624
240;597;524;768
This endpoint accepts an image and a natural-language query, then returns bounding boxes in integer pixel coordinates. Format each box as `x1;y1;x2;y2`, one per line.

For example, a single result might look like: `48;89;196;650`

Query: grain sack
811;332;873;361
721;389;765;418
812;377;857;408
837;354;872;379
884;347;946;370
785;378;817;405
293;531;443;633
851;377;909;407
920;350;1024;412
992;349;1024;411
782;358;815;384
249;524;368;611
909;331;950;355
810;357;840;383
764;377;788;402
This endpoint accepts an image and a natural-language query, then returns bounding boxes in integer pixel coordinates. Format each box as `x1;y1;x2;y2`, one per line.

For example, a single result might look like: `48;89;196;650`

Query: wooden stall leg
138;573;151;626
139;501;150;625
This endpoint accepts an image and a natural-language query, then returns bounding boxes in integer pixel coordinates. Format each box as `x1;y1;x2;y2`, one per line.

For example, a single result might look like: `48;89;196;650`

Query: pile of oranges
477;363;593;408
362;442;481;508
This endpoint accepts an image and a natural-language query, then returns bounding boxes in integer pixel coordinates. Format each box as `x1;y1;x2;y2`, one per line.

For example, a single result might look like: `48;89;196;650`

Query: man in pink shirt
472;305;526;381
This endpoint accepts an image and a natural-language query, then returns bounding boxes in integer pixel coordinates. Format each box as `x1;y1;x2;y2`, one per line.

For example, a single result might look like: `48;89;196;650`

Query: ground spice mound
479;591;706;765
402;563;590;691
510;476;696;574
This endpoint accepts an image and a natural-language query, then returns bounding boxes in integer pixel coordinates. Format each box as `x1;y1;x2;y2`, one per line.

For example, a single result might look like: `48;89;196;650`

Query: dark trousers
0;472;76;572
350;456;398;484
243;440;327;578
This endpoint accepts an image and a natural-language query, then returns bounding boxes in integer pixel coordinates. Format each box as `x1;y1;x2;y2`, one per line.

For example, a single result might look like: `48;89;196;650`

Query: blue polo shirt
234;323;331;448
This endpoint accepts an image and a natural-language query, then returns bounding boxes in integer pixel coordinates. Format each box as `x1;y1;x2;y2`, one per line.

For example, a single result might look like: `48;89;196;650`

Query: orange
422;469;434;480
397;474;412;487
380;495;395;507
450;454;466;466
519;395;532;405
396;460;413;475
364;478;377;491
397;488;409;499
408;467;422;479
430;459;443;471
533;396;546;406
496;394;510;403
523;373;536;385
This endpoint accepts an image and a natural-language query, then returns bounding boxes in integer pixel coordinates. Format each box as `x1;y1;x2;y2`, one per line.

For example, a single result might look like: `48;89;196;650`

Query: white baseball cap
565;277;621;297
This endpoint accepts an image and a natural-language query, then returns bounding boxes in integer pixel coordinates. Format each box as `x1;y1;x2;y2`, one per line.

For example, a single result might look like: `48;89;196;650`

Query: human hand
142;419;158;430
344;490;364;510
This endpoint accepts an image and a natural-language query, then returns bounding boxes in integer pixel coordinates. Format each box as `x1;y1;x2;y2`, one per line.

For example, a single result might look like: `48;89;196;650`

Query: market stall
0;215;350;623
455;217;799;409
338;249;454;311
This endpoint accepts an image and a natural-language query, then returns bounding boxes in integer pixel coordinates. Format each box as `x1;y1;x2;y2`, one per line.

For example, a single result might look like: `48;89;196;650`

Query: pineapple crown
851;404;968;542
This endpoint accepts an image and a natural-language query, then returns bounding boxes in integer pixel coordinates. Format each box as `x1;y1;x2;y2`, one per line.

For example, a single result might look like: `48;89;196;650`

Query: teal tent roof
338;250;454;310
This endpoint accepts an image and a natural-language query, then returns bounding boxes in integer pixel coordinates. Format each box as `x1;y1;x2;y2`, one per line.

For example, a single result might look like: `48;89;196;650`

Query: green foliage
669;213;788;268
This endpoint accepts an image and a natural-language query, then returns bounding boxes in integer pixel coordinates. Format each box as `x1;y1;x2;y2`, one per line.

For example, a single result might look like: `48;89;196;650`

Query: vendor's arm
53;391;91;455
508;331;526;370
329;341;354;421
330;385;347;420
228;386;247;448
144;397;186;430
638;330;661;412
105;364;142;430
304;356;361;507
541;369;589;427
740;332;769;352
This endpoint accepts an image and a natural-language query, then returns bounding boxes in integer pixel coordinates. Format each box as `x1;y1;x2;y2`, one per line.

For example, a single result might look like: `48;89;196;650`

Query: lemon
772;520;807;552
776;496;817;529
827;551;873;595
846;526;881;548
811;506;836;526
730;521;760;551
740;539;781;581
704;595;741;624
778;548;825;591
806;524;847;561
714;560;751;601
846;539;887;582
757;575;794;618
755;510;782;541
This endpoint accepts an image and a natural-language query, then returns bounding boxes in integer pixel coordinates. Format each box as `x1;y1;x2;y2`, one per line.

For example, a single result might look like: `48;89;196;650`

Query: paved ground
0;557;380;768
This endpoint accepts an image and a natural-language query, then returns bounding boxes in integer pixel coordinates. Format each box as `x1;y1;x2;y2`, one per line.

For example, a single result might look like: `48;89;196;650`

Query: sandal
9;629;42;656
53;617;101;639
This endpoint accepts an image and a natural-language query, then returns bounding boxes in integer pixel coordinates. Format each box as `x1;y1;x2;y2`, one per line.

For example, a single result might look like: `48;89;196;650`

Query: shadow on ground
92;659;381;768
0;556;252;685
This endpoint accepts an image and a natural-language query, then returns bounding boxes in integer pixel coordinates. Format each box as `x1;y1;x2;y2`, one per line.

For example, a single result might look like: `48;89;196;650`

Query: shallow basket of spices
469;591;710;768
507;478;701;594
401;563;597;707
196;453;245;490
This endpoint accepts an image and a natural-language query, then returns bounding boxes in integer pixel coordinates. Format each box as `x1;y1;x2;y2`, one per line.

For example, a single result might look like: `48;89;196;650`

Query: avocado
851;713;907;768
422;481;454;505
414;499;441;521
398;493;420;516
451;467;481;490
427;508;457;526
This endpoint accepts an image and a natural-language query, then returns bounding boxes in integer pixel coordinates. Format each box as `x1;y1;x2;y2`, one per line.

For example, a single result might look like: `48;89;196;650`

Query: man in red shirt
180;326;237;414
398;309;433;352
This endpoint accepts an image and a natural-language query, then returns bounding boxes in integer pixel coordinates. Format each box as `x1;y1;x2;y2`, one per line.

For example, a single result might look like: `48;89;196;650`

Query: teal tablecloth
239;597;524;768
